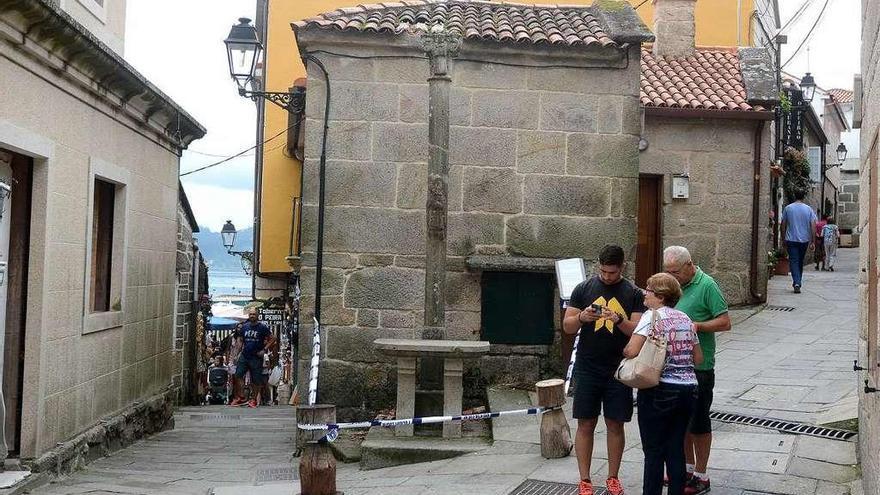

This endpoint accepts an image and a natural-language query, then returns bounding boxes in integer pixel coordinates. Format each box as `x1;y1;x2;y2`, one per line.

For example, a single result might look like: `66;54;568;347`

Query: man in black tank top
563;245;646;495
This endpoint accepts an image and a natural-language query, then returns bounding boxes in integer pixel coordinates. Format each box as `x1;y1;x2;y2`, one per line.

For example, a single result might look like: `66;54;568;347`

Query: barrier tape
299;406;561;443
307;317;321;406
564;329;580;396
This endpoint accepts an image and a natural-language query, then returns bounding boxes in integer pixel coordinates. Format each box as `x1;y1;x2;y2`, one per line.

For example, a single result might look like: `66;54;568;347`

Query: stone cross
420;26;461;335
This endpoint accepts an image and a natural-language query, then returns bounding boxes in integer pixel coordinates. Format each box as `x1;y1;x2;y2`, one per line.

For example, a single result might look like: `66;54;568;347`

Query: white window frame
60;0;108;23
82;157;128;334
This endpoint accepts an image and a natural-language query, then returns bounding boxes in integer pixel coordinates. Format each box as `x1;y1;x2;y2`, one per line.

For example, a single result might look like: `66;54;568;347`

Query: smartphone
590;303;603;314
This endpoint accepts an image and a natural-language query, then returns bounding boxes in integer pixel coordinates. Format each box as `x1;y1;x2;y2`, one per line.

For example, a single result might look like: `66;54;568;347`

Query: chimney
652;0;696;58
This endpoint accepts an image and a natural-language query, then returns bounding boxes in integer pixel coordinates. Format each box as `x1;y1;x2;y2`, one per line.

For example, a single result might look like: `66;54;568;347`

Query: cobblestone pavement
27;250;863;495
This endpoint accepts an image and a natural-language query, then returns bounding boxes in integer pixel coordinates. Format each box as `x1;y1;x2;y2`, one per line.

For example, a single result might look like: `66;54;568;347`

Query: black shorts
689;369;715;434
236;355;267;385
572;371;633;422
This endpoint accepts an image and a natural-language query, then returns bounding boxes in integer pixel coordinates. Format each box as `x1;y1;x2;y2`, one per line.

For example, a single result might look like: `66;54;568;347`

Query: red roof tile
641;47;766;112
828;88;854;103
293;0;617;48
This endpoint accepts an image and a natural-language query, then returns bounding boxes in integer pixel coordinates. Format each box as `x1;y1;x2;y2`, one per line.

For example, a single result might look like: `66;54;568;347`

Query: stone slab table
373;339;490;439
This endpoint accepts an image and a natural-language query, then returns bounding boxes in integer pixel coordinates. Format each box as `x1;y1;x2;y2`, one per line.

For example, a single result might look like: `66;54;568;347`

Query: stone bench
374;338;490;438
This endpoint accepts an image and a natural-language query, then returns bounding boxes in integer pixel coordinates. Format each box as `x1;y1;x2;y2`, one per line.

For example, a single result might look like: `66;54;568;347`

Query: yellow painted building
256;0;776;276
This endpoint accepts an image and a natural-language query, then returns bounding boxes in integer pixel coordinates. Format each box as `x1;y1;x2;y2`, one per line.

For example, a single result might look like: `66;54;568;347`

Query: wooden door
636;175;662;288
1;149;31;454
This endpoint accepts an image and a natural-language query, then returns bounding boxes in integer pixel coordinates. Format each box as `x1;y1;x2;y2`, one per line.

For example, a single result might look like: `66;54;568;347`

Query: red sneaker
229;398;246;407
248;399;258;408
578;479;593;495
606;477;625;495
684;476;710;495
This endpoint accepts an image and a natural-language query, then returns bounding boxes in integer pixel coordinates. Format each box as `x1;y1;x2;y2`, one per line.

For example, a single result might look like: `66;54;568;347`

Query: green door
481;271;555;345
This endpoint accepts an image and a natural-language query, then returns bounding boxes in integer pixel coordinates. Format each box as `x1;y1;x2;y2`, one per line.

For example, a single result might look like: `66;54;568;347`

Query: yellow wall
259;0;757;273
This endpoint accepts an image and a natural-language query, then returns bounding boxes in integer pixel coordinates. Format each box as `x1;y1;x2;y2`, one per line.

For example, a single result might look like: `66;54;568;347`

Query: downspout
750;120;766;303
251;0;269;300
302;54;330;323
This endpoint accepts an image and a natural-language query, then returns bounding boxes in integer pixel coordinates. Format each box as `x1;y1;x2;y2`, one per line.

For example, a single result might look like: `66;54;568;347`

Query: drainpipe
750;120;766;303
302;54;330;324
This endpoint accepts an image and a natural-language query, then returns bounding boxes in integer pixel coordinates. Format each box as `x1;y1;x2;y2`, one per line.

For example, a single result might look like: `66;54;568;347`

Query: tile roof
293;0;618;47
641;47;766;112
828;88;854;103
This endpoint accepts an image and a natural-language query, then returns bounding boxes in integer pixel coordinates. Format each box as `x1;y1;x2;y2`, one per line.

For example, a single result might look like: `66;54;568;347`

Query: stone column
442;358;464;438
395;357;417;437
419;29;462;395
421;28;461;332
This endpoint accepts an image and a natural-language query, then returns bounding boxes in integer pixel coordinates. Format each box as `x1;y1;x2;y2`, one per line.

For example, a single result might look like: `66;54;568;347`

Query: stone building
294;0;653;416
172;185;208;405
637;0;777;304
0;0;203;466
856;0;880;491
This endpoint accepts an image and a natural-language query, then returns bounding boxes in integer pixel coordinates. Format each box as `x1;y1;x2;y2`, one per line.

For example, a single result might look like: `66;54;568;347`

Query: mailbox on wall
672;174;690;200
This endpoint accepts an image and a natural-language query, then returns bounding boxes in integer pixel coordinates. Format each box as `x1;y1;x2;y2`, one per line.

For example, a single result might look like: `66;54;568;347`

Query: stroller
206;359;230;405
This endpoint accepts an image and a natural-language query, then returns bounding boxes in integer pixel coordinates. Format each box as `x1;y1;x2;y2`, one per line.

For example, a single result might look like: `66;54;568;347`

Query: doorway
0;148;32;455
636;175;663;288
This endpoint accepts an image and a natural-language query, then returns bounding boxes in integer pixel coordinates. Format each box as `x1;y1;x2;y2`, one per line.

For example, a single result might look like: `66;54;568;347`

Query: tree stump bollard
536;378;572;459
296;404;342;495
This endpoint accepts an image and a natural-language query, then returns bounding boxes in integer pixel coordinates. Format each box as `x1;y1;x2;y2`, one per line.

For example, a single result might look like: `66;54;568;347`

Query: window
90;178;115;312
808;146;823;183
83;159;128;334
481;272;555;345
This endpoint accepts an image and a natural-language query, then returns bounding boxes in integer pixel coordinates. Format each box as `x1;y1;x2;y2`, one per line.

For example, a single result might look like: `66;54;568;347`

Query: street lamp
836;142;848;164
220;220;254;275
223;18;305;113
800;72;816;103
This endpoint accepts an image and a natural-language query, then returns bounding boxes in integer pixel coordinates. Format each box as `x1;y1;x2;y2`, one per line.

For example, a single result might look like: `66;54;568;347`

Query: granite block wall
298;42;643;417
859;0;880;490
640;117;772;306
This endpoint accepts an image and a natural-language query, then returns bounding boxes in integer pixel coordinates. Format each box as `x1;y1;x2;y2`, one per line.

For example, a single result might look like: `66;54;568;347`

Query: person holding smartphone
563;245;646;495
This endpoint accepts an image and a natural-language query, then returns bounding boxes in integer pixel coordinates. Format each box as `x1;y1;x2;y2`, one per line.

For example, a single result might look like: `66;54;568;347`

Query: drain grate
710;411;856;440
255;465;298;482
765;305;796;312
509;480;607;495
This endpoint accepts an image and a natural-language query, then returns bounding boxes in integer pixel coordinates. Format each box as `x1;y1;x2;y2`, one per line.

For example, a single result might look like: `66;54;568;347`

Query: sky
125;0;258;232
123;0;862;233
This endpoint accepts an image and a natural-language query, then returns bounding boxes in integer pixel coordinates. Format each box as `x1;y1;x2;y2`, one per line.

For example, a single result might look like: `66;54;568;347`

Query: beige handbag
614;310;667;389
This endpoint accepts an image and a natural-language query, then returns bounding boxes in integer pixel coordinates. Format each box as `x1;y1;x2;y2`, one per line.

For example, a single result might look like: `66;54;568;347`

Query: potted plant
769;248;789;276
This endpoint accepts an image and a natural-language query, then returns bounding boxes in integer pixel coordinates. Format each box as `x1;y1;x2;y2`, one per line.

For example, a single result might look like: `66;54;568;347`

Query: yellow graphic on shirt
592;297;627;333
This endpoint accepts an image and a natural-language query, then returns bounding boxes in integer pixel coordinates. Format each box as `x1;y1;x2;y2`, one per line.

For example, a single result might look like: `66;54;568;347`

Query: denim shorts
235;355;267;385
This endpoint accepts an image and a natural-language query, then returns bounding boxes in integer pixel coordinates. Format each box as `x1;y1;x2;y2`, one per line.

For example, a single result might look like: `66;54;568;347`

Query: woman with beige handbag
621;273;703;495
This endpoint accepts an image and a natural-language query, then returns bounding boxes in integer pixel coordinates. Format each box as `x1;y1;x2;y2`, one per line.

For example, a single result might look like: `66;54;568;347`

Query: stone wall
298;38;642;418
838;170;860;233
859;0;880;491
172;203;206;405
640;117;772;305
0;42;181;457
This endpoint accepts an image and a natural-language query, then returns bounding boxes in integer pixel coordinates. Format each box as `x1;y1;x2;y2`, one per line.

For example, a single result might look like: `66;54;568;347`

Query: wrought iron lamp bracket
238;88;306;114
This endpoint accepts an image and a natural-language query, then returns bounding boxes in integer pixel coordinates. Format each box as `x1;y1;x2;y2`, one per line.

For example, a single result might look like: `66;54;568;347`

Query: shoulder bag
614;310;667;389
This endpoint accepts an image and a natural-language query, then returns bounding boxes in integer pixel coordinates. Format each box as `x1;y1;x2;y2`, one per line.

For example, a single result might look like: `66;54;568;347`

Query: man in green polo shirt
663;246;731;495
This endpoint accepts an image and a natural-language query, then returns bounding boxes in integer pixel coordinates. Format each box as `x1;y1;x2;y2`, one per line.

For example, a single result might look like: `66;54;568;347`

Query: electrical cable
782;0;832;68
179;116;303;176
634;0;649;9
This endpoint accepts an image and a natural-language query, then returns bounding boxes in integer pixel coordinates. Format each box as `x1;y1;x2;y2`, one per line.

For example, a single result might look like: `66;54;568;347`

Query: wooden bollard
296;404;342;495
536;378;572;459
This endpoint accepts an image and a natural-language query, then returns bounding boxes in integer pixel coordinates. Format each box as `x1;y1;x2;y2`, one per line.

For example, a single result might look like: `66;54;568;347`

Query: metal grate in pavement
710;411;856;440
255;465;299;482
765;305;796;312
509;480;607;495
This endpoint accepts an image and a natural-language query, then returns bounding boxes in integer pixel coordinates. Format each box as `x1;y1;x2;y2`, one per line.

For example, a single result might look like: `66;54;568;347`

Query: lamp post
220;220;254;275
799;72;816;103
223;18;305;113
836;142;848;164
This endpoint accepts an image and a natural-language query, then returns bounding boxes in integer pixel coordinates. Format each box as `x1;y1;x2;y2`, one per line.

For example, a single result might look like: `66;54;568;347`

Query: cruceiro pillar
418;27;462;396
